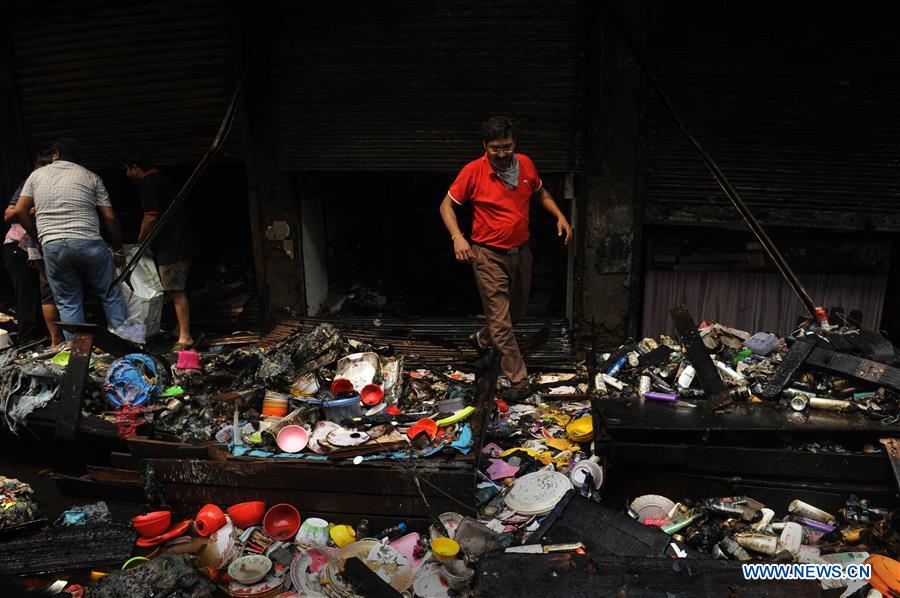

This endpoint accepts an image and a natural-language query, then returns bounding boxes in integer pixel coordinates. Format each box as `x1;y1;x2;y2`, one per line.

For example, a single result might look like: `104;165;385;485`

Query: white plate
503;470;572;515
334;539;412;592
326;428;370;447
413;562;459;598
629;494;676;520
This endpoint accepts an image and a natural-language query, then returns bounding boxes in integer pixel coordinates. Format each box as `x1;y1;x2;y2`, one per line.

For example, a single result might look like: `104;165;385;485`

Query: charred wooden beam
759;339;815;399
805;346;900;394
880;438;900;493
54;330;93;440
0;523;135;576
670;305;731;410
477;553;822;596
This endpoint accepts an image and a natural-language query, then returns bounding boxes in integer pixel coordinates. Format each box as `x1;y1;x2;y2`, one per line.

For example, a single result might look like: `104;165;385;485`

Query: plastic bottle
676;365;696;389
607;356;627;377
356;519;371;539
377;522;408;542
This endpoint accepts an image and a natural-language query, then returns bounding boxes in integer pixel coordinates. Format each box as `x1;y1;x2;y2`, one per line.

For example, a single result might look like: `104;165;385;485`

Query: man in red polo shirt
439;116;572;400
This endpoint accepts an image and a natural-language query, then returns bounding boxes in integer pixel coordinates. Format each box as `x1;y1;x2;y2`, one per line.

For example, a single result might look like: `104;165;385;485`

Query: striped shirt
20;160;112;245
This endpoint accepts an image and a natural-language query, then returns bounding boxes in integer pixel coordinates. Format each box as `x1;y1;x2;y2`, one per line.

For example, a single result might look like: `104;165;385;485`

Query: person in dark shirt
124;150;198;349
3;150;63;347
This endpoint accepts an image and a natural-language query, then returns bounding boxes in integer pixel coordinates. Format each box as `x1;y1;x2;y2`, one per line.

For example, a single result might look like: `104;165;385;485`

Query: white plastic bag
114;245;164;344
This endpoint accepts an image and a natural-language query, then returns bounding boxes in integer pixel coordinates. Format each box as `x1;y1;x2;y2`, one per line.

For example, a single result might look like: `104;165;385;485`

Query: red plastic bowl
263;503;301;541
415;417;438;438
360;384;384;406
330;378;354;395
132;510;172;538
227;501;267;529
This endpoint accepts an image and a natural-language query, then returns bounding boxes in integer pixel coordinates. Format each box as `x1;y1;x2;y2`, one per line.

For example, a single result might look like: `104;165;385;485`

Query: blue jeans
43;239;128;341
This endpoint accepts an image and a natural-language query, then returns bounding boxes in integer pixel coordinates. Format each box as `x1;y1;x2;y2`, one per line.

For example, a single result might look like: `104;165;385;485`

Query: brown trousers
471;243;532;387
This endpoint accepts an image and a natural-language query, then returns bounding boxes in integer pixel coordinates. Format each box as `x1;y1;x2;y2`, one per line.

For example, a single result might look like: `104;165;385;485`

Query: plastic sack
114;245;164;344
104;353;162;408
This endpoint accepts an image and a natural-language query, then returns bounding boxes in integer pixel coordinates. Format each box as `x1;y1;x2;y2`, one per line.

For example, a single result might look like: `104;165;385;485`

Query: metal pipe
108;53;258;293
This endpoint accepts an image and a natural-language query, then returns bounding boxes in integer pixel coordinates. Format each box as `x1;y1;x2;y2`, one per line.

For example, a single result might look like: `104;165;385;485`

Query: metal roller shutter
11;0;239;169
641;1;900;229
272;0;586;172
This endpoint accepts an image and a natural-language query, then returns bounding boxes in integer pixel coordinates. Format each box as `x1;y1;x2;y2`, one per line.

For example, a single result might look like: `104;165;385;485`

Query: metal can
638;375;651;397
789;394;810;411
808;397;852;411
788;500;836;525
734;532;778;556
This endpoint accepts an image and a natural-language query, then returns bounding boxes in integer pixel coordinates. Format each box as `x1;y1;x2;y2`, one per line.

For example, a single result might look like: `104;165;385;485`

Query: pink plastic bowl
177;350;201;370
276;425;309;453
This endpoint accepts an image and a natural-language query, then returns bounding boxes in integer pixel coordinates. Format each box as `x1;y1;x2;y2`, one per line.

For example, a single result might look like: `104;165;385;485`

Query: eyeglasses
486;143;515;155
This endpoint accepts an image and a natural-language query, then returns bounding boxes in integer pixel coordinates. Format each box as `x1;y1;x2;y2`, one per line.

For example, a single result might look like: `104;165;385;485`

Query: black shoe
468;332;490;355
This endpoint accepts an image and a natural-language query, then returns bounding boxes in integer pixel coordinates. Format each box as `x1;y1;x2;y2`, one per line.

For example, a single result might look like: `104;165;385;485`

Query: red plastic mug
194;503;227;537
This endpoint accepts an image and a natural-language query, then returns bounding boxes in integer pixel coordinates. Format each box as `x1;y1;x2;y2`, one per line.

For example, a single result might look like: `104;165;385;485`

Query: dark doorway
301;171;570;318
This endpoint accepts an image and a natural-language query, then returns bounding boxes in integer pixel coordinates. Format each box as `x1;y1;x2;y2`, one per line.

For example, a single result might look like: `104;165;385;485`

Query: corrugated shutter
11;0;239;169
641;1;900;228
272;0;586;172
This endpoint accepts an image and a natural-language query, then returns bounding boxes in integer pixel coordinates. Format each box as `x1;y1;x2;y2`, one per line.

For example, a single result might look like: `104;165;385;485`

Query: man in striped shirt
13;139;128;342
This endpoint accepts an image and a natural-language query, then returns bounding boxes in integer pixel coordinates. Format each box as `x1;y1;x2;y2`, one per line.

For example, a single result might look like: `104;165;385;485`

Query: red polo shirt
448;152;542;249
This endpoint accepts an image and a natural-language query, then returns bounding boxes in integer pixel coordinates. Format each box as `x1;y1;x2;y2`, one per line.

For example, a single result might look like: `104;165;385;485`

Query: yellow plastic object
121;556;150;571
566;415;594;443
545;438;578;452
330;524;356;548
90;571;109;581
865;555;900;597
436;406;475;427
431;537;460;561
501;447;534;458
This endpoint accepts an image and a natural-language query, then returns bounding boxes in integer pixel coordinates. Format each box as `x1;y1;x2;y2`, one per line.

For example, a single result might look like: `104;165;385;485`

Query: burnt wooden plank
344;557;403;597
595;399;900;434
145;458;475;498
0;523;136;576
109;451;141;469
759;339;816;399
128;437;212;460
806;346;900;393
86;465;142;483
472;352;500;476
159;482;468;518
603;468;897;515
669;304;731;410
535;495;676;558
880;437;900;493
54;331;93;440
476;554;821;597
52;474;146;503
607;442;891;483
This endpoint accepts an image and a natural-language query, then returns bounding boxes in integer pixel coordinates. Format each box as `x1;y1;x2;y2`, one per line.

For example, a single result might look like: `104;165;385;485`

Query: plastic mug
195;503;227;537
295;517;330;546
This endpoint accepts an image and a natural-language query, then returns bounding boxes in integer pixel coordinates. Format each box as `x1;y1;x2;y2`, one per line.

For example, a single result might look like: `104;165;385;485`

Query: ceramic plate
326;428;370;447
309;421;341;454
629;494;676;521
503;470;572;515
334;540;413;592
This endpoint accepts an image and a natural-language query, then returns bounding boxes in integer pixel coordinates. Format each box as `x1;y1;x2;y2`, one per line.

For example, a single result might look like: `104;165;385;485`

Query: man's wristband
451;233;464;241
